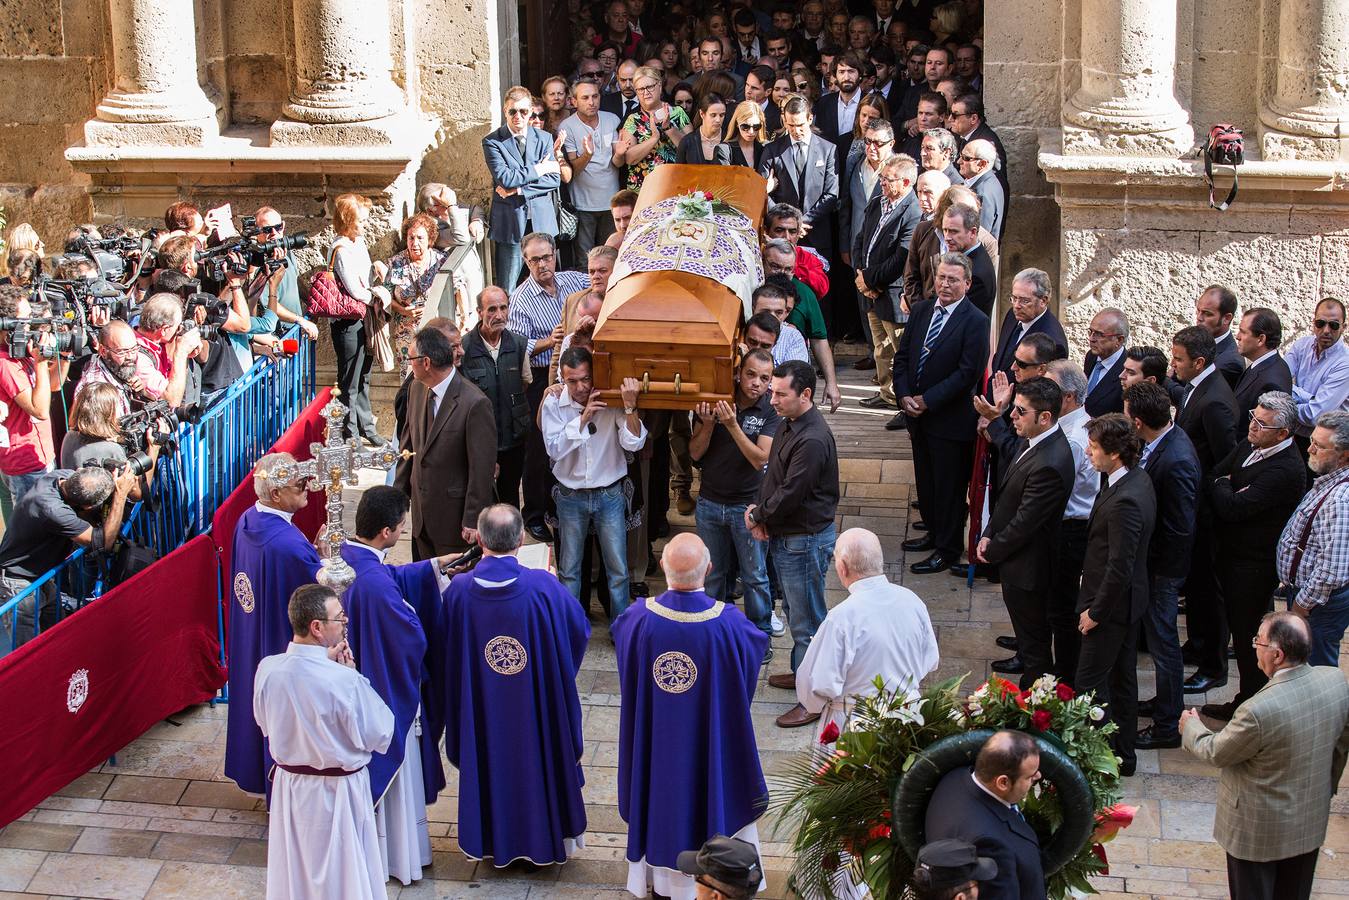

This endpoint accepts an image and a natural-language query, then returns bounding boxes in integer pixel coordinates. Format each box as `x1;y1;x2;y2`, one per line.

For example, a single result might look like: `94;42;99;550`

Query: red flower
1091;842;1109;875
995;678;1018;697
867;823;892;841
703;191;713;200
1055;683;1075;701
1031;709;1052;731
819;721;841;744
1015;690;1030;710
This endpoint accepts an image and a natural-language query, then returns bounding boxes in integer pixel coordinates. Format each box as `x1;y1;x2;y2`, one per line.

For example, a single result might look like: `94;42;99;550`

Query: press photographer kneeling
60;383;171;501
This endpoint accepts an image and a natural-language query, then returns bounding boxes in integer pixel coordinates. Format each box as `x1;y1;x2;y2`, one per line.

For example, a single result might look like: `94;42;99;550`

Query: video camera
0;312;92;360
194;216;310;284
171;280;231;342
68;231;157;287
118;399;198;467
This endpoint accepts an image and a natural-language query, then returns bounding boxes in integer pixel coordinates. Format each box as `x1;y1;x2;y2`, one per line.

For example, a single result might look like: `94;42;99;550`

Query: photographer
133;294;200;408
253;207;318;341
75;308;197;415
2;249;41;288
0;464;137;657
59;382;162;500
0;284;65;523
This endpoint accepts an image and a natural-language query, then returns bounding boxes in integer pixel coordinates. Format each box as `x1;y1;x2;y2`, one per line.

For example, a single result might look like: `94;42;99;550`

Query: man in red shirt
0;285;64;522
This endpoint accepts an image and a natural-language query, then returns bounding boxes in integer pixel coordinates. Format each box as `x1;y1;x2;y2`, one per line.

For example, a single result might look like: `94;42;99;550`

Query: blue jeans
1;465;51;512
695;498;771;636
1142;574;1185;736
770;524;836;671
493;240;523;291
1305;583;1349;667
556;482;630;619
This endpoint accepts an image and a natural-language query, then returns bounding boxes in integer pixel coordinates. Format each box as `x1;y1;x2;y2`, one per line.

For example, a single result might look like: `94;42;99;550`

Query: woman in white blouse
329;193;382;444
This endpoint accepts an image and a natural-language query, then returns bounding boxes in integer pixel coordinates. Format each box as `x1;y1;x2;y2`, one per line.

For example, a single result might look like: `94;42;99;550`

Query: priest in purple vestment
342;486;458;886
612;533;770;900
224;452;322;797
438;504;590;866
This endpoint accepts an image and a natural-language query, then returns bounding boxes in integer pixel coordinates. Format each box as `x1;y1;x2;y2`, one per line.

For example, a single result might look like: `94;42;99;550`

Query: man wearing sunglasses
1287;297;1349;437
483;86;562;290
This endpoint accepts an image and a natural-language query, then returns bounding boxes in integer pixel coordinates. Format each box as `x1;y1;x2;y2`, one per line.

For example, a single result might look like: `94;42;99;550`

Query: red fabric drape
0;536;226;826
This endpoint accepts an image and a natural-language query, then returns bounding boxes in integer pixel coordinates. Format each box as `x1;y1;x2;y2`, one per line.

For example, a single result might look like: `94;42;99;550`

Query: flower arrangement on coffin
672;189;738;220
773;673;1133;900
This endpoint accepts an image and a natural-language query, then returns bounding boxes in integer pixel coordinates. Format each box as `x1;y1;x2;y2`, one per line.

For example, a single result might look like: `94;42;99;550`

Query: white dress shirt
835;90;860;136
255;501;296;524
541;389;648;489
425;367;455;420
1179;363;1215;411
1107;465;1129;488
1058;406;1096;519
1245;437;1293;466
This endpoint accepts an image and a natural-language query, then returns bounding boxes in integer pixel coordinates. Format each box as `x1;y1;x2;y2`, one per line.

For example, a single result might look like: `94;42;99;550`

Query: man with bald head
794;528;938;736
956;138;1004;239
612;533;770;899
1083;308;1130;416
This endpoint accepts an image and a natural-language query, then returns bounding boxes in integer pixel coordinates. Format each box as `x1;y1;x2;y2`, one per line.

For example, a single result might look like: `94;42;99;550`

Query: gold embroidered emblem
653;651;698;694
234;572;255;614
484;636;527;675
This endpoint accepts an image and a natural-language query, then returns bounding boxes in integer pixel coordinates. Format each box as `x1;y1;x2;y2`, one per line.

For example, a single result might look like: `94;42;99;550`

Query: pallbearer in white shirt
254;584;395;900
795;528;939;742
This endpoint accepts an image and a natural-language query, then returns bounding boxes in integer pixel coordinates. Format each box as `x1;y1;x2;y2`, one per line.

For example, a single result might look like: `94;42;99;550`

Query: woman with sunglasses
613;66;691;192
676;92;732;165
723;100;767;170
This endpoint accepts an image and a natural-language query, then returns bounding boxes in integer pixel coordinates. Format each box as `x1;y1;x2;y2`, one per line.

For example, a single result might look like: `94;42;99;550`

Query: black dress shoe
858;394;891;409
1119;759;1137;777
990;655;1025;674
629;582;650;600
1137;697;1156;718
910;552;953;575
526;522;554;543
1182;673;1228;693
912;520;929;532
902;536;935;552
885;411;907;431
1200;701;1236;721
853;356;876;370
1135;724;1181;750
995;635;1019;651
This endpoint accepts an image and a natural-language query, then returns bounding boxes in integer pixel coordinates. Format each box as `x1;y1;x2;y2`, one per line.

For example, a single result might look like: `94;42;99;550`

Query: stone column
1062;0;1193;156
271;0;415;145
1259;0;1349;161
84;0;219;146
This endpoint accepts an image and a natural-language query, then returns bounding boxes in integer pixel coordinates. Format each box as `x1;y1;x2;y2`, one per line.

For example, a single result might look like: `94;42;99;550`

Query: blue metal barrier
0;327;316;657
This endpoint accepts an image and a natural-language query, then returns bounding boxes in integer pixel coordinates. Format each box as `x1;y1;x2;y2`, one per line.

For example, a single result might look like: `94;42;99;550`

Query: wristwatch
623;406;637;415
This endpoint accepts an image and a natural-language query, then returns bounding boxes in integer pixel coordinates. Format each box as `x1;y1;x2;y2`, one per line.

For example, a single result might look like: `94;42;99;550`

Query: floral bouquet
672;189;737;221
773;674;1130;900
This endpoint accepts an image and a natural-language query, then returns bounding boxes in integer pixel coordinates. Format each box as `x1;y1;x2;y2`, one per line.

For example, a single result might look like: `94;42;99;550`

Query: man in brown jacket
395;325;497;558
1181;611;1349;900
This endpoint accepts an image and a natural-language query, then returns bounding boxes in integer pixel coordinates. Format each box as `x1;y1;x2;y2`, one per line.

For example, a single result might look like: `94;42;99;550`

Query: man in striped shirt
507;232;591;540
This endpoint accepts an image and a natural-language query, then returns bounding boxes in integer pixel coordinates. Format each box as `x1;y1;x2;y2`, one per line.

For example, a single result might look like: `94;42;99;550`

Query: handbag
553;189;578;240
1203;123;1244;212
303;247;368;320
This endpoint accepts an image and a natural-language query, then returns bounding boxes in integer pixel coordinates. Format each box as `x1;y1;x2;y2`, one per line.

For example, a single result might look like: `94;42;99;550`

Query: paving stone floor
3;359;1349;899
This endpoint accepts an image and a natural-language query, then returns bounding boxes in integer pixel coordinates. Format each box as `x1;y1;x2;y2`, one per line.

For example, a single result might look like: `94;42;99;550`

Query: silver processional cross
262;390;410;591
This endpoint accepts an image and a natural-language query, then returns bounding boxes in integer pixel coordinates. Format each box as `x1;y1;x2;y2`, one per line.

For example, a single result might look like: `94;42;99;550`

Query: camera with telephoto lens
90;453;154;478
119;400;198;462
181;286;230;342
0;314;91;360
193;239;250;284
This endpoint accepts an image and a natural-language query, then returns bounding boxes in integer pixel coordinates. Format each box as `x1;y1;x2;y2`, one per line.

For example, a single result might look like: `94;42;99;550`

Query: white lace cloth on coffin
609;197;764;319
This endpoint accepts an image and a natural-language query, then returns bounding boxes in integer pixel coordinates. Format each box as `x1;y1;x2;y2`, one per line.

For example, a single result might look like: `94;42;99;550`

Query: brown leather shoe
674;489;695;516
767;672;796;690
776;703;821;728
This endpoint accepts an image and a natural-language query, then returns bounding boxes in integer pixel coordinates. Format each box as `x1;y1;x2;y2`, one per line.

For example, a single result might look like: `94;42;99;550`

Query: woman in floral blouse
613;65;691;192
384;213;446;376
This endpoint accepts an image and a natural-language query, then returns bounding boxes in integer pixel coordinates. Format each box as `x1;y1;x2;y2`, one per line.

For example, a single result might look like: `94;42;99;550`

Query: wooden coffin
591;164;767;410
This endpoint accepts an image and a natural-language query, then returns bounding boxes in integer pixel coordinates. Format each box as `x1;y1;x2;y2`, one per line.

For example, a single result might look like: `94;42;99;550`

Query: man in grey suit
483;86;562;290
758;95;839;258
956;138;1005;240
1182;611;1349;900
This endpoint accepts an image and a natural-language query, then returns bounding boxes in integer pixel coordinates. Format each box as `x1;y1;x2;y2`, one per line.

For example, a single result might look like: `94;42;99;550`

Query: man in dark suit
599;59;639;122
1171;325;1240;692
1125;383;1201;752
949;93;1009;213
758;95;839;258
1082;308;1129;416
744;64;782;135
956;139;1005;240
483;87;561;290
1077;413;1157;776
1196;284;1246;388
1207;391;1307;718
854;154;921;413
395;326;498;559
989;269;1068;379
1233;307;1293;417
895;252;990;574
975;378;1075;687
925;730;1046;900
938;202;996;317
812;50;866;170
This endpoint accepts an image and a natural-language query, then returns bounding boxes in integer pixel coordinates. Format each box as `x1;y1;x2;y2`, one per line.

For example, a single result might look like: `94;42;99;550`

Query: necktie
1180;381;1196;410
1086;359;1104;394
624;99;637;120
425;390;438;437
794;141;807;175
1139;442;1154;469
515;133;526;158
1011;803;1026;821
917;304;949;381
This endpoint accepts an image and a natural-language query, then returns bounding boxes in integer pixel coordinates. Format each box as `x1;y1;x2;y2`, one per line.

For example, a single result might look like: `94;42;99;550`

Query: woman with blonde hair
328;193;381;444
930;1;965;44
723;100;767;169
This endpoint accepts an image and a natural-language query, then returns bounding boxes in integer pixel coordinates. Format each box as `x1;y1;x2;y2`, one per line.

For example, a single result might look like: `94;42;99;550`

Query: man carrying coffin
613;533;770;899
439;503;590;866
225;452;322;797
254;584;394;900
342;486;458;886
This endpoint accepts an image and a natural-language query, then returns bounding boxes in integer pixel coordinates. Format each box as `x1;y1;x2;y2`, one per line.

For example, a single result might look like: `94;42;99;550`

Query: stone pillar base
1061;121;1194;158
269;109;432;148
84;116;220;148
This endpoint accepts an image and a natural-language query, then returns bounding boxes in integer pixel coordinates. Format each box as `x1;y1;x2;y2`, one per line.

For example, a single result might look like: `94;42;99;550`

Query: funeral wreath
774;674;1137;899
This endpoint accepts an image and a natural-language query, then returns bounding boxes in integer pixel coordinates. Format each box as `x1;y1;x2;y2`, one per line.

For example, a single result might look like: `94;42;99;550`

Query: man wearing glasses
1082;308;1129;416
955;138;1005;239
483;86;562;290
1287;297;1349;437
252;206;317;342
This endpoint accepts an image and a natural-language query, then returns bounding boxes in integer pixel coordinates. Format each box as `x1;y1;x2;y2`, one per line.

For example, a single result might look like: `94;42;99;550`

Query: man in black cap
677;834;763;899
913;839;996;900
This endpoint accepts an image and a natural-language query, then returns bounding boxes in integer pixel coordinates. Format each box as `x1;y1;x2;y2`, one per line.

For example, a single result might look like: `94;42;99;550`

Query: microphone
280;338;300;356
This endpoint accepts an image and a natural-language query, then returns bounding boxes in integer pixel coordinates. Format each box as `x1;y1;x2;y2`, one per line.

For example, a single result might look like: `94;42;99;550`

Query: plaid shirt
1276;463;1349;608
507;270;591;370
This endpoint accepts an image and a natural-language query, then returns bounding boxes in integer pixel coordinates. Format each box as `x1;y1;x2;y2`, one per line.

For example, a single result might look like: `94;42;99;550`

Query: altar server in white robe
255;584;395;900
796;528;939;742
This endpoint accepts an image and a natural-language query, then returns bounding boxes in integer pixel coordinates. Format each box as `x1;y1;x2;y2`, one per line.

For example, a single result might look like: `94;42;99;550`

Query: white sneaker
770;612;786;637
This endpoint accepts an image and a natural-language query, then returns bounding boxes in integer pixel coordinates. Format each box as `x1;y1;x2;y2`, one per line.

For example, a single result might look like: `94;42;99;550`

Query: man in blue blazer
894;252;990;574
758;95;839;258
483;86;561;290
925;730;1047;900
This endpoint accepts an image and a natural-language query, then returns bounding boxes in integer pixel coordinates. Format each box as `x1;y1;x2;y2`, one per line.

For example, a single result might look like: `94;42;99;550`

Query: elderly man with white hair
956;138;1004;239
795;527;939;742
